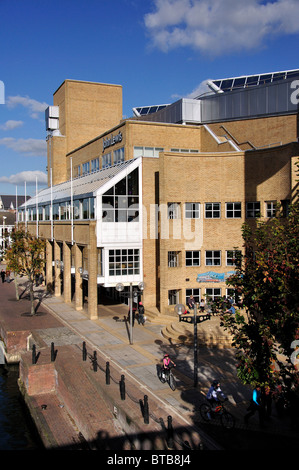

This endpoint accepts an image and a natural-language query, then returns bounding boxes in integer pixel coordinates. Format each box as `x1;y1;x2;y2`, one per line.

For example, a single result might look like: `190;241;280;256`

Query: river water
0;364;43;450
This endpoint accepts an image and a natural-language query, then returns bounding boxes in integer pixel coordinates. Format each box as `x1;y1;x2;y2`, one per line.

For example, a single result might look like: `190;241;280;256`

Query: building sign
103;131;122;151
196;271;235;283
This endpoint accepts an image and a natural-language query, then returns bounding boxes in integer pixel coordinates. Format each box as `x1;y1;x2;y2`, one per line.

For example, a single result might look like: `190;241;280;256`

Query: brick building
19;71;299;318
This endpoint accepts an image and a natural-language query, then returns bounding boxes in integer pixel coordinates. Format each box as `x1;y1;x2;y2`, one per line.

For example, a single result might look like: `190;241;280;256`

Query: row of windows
168;287;235;305
168;200;290;219
76;147;125;177
19;197;95;222
168;250;241;267
76;146;201;177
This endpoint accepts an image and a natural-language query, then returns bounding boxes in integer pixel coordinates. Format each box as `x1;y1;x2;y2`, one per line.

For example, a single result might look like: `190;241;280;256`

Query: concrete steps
161;316;233;348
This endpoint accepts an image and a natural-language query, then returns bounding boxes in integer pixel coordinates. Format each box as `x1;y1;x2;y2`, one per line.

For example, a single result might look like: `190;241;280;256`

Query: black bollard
93;351;97;372
51;342;55;362
144;395;149;424
120;374;126;400
82;342;87;361
105;362;110;385
167;415;174;448
32;344;36;364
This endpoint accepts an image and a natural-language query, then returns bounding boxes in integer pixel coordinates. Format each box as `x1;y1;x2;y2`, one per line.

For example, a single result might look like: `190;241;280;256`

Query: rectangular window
82;198;95;219
205;202;221;218
168;251;180;267
82;162;90;175
168;289;180;306
133;146;164;158
281;199;290;217
206;288;221;301
186;288;200;304
205;250;221;266
113;147;124;164
53;203;59;220
265;201;276;218
109;249;139;276
185;202;200;219
226;202;241;218
185;251;200;266
226;250;241;266
246;202;260;218
168;202;180;219
102;153;112;168
91;158;99;173
73;200;81;220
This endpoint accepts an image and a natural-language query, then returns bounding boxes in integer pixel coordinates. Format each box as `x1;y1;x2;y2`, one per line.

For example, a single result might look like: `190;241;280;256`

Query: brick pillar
88;221;98;320
53;241;61;297
63;242;71;303
74;244;83;311
45;240;53;293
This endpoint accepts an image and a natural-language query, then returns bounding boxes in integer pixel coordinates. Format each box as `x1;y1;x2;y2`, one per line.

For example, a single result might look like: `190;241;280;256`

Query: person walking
244;385;265;427
1;269;5;283
137;301;145;325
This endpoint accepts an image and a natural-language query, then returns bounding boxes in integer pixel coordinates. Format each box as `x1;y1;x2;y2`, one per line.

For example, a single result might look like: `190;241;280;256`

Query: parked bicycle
199;399;235;429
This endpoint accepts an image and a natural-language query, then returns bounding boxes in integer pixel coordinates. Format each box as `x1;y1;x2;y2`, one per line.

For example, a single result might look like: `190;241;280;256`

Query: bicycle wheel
220;410;235;429
158;369;166;384
199;403;212;421
169;372;176;391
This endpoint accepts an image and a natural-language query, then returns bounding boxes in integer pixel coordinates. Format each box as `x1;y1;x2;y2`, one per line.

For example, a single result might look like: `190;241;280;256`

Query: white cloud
0;170;47;186
144;0;299;55
0;137;47;157
6;95;48;119
0;120;24;131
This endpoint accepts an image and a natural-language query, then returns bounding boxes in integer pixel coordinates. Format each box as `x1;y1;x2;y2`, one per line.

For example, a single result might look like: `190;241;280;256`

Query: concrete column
74;243;83;311
45;240;53;293
63;242;71;303
53;241;61;297
88;221;98;320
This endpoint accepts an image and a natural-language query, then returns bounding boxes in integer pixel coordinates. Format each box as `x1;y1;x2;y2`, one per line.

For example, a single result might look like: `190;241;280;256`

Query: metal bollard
167;415;174;448
93;351;97;372
120;374;126;400
51;342;55;362
105;362;110;385
32;344;36;364
82;341;87;361
143;395;149;424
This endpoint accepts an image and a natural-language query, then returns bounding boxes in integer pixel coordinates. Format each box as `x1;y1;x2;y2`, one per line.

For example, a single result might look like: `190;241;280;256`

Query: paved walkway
0;267;297;450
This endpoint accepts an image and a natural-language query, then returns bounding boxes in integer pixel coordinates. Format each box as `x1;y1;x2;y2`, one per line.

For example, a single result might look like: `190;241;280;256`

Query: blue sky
0;0;299;196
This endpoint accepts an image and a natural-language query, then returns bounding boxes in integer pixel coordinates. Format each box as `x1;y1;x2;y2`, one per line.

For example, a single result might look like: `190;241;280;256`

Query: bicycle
158;366;176;391
199;399;235;429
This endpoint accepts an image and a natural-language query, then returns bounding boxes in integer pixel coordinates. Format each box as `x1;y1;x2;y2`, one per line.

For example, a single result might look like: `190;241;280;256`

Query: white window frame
185;202;200;219
185;250;201;266
226;202;241;218
205;202;221;218
205;250;221;266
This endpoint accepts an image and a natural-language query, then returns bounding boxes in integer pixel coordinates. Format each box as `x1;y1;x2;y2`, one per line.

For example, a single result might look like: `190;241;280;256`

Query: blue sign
196;271;235;283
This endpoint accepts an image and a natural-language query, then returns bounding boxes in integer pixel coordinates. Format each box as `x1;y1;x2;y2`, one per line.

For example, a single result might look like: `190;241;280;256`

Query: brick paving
0;268;298;450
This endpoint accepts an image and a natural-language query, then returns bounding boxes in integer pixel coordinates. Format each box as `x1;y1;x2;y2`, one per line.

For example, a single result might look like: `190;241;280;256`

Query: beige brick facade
23;79;298;319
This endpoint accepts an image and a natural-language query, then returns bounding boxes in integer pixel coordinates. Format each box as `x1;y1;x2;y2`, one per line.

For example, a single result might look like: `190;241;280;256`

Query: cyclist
161;353;176;377
206;380;228;411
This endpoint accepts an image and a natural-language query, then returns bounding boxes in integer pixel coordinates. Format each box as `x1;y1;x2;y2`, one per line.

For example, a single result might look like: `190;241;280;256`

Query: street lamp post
175;302;198;387
116;281;145;345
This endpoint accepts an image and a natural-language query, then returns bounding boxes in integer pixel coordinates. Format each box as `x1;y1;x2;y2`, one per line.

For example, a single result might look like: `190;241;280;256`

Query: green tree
6;229;46;315
221;200;299;394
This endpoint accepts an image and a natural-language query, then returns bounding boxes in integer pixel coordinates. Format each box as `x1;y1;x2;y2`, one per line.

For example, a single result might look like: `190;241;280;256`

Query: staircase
161;315;233;348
